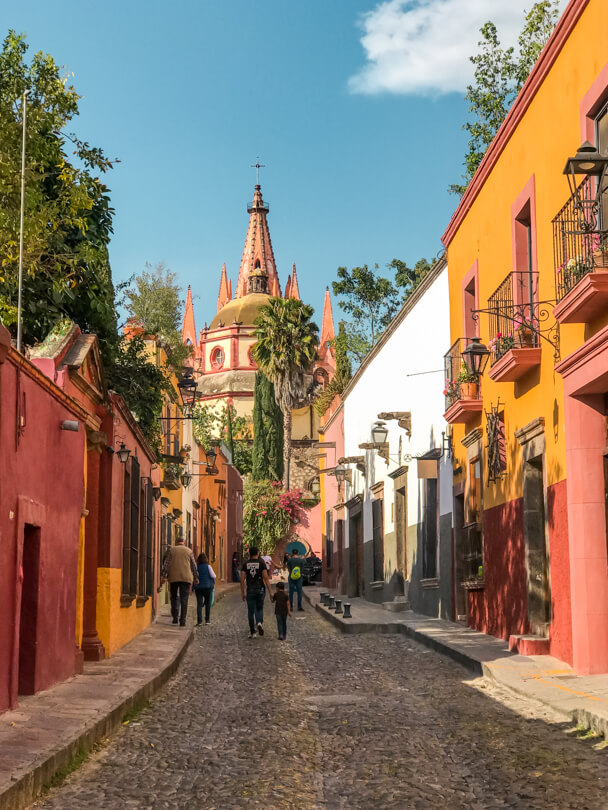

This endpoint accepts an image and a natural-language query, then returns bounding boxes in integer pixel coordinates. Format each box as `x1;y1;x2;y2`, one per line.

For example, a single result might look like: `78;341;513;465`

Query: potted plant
443;378;459;402
178;443;191;460
488;332;515;361
456;364;478;398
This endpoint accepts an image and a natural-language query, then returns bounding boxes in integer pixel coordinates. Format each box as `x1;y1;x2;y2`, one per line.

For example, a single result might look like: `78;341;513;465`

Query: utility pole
16;89;29;353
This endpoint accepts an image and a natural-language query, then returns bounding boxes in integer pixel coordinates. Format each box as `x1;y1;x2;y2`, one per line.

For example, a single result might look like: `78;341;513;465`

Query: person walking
194;553;216;625
241;546;273;638
271;581;291;640
231;552;241;583
161;538;199;626
287;548;305;612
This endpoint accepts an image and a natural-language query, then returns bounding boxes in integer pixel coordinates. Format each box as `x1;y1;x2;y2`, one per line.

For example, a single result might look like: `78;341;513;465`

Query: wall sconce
116;443;131;464
371;421;389;445
310;477;321;497
462;338;490;378
181;470;193;488
206;446;218;468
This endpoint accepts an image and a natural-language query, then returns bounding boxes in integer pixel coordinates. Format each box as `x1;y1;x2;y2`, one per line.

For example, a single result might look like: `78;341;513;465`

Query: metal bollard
343;603;352;619
328;595;336;609
319;592;327;605
334;599;343;614
321;593;329;606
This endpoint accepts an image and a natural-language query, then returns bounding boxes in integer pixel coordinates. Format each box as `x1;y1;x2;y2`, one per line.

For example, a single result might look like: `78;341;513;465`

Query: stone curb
305;589;608;739
306;592;483;676
0;584;238;810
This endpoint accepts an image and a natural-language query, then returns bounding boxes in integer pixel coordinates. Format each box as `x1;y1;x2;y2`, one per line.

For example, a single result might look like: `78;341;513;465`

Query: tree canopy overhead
449;1;560;196
124;262;190;370
0;30;119;359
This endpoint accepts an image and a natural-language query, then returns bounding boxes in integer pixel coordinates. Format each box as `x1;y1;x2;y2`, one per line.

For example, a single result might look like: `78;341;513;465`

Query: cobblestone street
36;592;608;809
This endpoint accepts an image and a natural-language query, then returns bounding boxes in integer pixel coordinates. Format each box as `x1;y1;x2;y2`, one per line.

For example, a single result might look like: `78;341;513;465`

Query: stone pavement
32;590;608;809
0;583;238;810
305;585;608;739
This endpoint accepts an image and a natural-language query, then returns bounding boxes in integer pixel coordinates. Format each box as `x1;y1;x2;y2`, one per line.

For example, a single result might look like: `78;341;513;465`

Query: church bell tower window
211;347;225;369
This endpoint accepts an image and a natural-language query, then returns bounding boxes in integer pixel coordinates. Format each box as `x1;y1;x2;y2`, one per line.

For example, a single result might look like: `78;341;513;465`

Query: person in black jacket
194;553;216;625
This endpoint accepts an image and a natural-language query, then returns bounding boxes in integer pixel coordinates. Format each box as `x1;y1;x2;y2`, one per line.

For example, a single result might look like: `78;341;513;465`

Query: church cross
250;158;266;185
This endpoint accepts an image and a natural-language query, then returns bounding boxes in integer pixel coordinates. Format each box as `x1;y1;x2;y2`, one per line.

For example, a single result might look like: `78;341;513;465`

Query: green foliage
253;298;319;486
314;321;352;416
242;479;304;555
252;372;284;482
106;335;173;456
331;263;401;365
192;401;253;475
125;262;191;371
389;257;433;301
0;31;118;364
449;2;559;196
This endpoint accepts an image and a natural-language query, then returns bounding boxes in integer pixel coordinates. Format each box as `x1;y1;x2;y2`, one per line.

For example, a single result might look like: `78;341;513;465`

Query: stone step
382;599;411;613
508;634;550;655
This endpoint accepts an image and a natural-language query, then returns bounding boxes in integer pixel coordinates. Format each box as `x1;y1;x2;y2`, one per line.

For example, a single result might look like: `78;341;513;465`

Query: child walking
271;581;291;640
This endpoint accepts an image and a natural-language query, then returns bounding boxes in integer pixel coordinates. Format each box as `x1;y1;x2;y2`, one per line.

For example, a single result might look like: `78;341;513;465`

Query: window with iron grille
325;509;333;569
129;456;140;596
422;478;438;579
122;467;131;595
144;482;154;596
372;498;384;581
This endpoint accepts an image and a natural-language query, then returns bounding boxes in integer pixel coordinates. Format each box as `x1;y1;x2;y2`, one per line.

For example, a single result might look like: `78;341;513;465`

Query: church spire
286;263;300;299
217;263;232;312
234;184;281;299
318;287;336;364
182;285;197;347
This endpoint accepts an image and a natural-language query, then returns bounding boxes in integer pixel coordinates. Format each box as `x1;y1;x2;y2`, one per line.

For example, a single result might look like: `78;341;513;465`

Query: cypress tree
251;371;284;482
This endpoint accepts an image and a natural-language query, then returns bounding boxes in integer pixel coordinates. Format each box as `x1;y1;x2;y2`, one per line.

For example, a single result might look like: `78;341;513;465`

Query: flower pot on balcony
460;382;477;399
517;328;534;348
593;250;608;270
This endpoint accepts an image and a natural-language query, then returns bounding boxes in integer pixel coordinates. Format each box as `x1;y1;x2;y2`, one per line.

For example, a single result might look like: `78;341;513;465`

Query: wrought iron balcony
553;175;608;302
443;338;483;424
486;272;540;365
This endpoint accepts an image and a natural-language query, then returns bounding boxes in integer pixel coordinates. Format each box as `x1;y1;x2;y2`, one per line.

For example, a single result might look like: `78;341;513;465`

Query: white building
341;258;454;618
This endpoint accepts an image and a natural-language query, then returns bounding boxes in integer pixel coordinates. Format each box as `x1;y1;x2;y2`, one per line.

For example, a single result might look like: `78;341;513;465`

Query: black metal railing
443;338;480;411
462;522;483;581
247;197;269;212
553;175;608;301
487;272;540;365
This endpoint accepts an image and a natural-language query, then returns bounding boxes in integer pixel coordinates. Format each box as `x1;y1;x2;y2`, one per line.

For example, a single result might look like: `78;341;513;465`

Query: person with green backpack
287;549;305;612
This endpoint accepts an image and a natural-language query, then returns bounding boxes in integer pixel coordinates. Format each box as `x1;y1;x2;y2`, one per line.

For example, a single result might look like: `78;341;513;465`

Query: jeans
276;615;287;638
289;578;303;610
195;587;213;623
170;581;191;624
246;590;265;633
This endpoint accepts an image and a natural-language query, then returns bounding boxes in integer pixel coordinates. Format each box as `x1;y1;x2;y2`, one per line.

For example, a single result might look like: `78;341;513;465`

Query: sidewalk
0;583;238;810
305;586;608;739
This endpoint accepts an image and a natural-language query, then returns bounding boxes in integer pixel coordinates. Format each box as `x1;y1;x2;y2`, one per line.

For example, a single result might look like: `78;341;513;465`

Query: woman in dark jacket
194;553;216;625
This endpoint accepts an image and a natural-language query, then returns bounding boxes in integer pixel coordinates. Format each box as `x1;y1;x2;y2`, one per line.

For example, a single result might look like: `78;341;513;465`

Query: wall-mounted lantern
116;443;131;464
461;338;490;378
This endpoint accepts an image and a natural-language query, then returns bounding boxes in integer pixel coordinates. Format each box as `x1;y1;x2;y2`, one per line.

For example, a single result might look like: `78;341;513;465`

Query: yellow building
441;0;608;674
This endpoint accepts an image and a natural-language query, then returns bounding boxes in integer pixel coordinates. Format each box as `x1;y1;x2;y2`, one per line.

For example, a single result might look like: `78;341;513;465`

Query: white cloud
348;0;567;97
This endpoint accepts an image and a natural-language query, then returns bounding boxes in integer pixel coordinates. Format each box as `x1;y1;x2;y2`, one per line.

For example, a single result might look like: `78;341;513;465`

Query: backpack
290;565;301;581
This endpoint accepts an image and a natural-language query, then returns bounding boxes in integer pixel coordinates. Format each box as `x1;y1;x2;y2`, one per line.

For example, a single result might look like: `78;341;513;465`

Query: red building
0;324;87;711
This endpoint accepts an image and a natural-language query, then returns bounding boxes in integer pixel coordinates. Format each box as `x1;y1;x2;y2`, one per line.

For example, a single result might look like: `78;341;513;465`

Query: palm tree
252;298;319;488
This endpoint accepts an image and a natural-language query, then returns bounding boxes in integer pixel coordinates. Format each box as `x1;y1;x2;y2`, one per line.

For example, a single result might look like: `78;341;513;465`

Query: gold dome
208;292;271;330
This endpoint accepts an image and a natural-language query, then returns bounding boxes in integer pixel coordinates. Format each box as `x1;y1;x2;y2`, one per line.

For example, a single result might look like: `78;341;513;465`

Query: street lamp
181;470;193;488
116;443;131;464
205;446;218;468
16;90;29;353
310;477;321;498
371;421;388;445
564;141;608;199
334;464;347;485
177;369;198;413
462;338;490;378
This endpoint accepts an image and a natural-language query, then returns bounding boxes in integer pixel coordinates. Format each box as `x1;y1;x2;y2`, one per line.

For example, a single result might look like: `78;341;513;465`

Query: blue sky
2;0;559;329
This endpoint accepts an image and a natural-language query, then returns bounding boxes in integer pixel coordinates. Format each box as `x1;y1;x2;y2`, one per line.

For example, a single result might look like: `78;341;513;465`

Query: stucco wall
0;356;85;712
341;266;453;613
